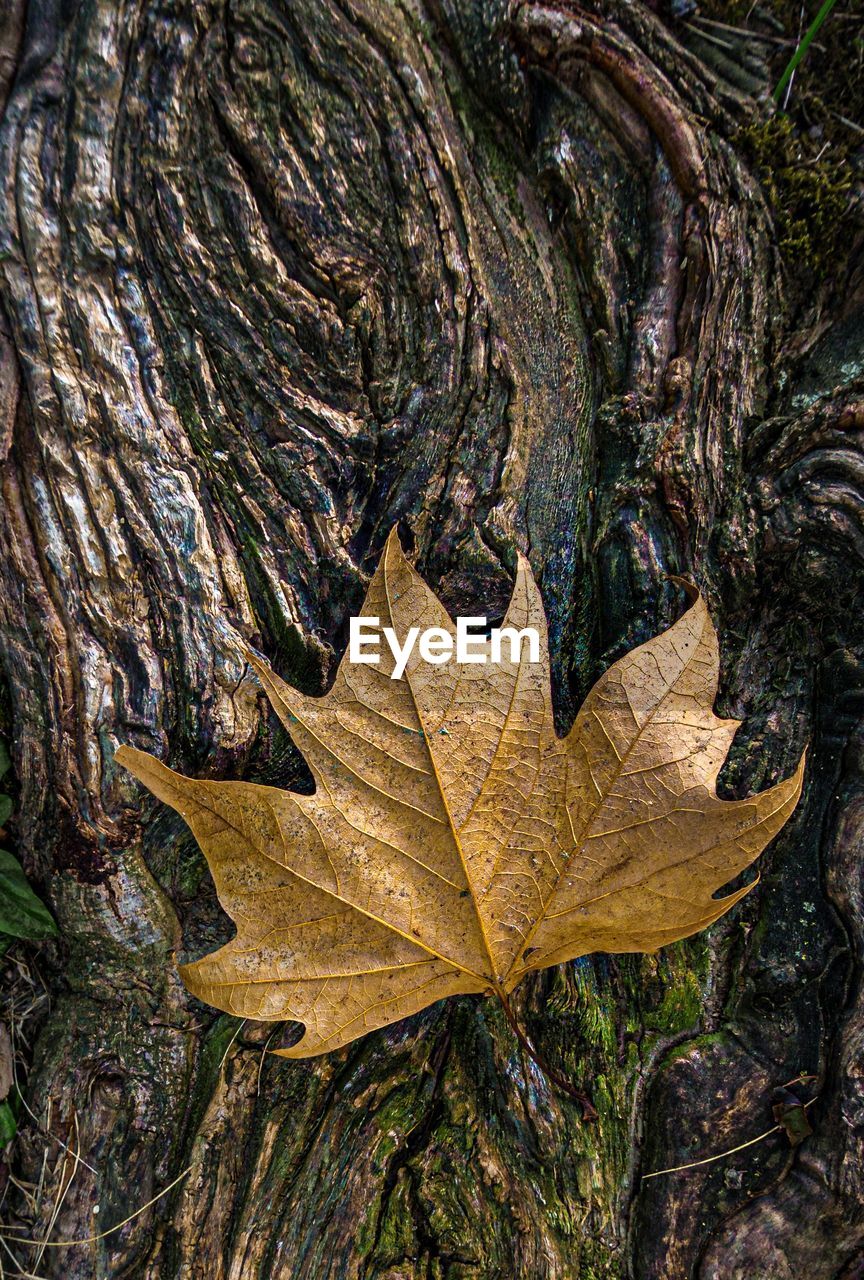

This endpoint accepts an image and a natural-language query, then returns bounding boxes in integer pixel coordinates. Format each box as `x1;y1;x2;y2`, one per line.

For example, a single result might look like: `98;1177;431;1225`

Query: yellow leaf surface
116;531;804;1056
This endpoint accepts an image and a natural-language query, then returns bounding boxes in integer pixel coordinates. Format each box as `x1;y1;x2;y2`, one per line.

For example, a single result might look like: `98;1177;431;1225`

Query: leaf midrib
383;538;502;986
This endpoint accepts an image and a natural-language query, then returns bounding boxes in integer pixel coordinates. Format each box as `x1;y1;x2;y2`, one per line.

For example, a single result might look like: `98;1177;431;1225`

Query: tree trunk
1;0;862;1276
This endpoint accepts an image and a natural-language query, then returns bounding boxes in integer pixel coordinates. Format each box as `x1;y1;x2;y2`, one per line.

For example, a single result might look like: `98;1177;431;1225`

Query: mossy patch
738;114;853;278
694;0;861;284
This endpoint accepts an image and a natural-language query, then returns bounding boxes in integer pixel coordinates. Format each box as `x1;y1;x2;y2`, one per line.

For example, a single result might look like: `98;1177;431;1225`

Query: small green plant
0;742;56;944
0;849;59;942
0;738;57;1152
773;0;841;103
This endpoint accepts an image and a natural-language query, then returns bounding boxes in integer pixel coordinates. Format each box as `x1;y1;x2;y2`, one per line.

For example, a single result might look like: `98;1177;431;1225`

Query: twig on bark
642;1091;818;1181
0;1165;193;1250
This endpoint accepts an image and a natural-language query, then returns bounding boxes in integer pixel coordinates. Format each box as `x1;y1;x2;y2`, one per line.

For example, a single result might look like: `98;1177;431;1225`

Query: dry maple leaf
116;531;804;1058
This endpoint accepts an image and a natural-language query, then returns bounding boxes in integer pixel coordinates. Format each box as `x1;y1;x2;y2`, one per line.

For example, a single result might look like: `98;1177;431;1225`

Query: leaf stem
496;989;597;1121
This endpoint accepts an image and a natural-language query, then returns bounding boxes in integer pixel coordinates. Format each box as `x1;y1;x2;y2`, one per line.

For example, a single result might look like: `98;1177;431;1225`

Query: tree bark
0;1;862;1277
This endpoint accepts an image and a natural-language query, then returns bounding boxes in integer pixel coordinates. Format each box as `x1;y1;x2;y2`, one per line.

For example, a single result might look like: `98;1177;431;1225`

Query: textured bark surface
0;1;862;1277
